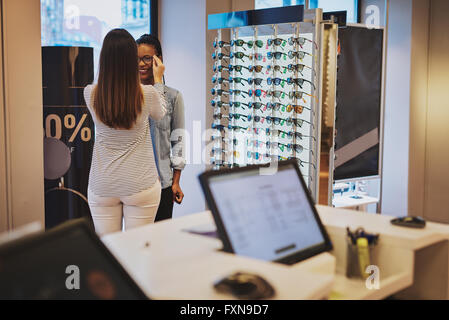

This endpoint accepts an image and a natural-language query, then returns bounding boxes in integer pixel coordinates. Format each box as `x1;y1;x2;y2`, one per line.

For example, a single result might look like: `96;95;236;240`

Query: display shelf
208;7;332;200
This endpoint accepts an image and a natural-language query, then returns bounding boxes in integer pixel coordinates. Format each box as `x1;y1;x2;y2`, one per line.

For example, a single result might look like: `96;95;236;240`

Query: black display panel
334;26;383;181
0;219;148;300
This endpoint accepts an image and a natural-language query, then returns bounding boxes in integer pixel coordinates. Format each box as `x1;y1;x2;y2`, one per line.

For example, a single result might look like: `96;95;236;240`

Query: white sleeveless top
83;83;167;197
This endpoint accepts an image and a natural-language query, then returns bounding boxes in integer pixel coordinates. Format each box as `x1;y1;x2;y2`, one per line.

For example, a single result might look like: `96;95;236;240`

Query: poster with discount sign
42;47;94;229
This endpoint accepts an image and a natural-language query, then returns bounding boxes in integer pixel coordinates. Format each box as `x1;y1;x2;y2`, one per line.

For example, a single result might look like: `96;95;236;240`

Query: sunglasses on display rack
230;89;249;97
251;140;269;148
288;37;317;49
229;64;252;74
266;128;313;140
211;88;230;96
267;90;287;99
211;100;230;108
266;102;292;112
248;102;266;110
230;39;265;50
229;113;249;121
211;148;229;155
249;53;264;61
213;113;229;121
249;65;264;73
213;64;230;72
230;101;250;109
291;118;312;128
267;65;288;74
287;78;316;90
248;89;266;99
230;125;249;132
248;78;264;85
288;51;313;60
211;123;228;131
212;76;229;84
267;51;287;60
290;104;311;114
287;144;310;154
289;90;312;100
267;38;287;48
273;155;291;161
247;115;265;123
267;77;286;87
266;141;289;152
287;63;313;76
229;77;250;85
212;52;230;61
247;151;271;161
265;116;292;126
213;39;230;48
210;135;228;142
230;52;251;61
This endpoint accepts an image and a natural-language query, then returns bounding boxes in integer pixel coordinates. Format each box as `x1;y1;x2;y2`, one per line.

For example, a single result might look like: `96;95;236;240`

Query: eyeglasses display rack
208;6;337;202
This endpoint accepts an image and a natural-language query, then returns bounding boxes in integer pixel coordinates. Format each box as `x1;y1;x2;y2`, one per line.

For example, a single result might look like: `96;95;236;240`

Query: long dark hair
94;28;143;129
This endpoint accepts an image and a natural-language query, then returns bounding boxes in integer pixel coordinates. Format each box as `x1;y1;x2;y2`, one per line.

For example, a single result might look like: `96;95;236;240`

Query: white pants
88;180;161;236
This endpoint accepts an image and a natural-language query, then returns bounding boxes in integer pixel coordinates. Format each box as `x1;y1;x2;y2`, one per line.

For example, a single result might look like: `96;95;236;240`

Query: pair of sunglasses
267;77;286;86
213;64;230;72
248;89;266;98
229;64;251;74
288;51;312;60
213;39;230;48
212;76;229;84
248;78;263;85
212;52;230;60
286;78;316;90
211;100;230;108
267;51;287;60
249;65;264;73
230;101;250;109
230;52;250;61
231;39;264;49
267;38;287;47
248;102;265;110
229;113;249;121
287;63;312;75
288;37;316;49
266;129;310;140
212;113;229;121
267;90;287;99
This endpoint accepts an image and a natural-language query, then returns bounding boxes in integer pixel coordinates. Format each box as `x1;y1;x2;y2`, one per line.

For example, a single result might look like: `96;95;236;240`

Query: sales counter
101;205;449;300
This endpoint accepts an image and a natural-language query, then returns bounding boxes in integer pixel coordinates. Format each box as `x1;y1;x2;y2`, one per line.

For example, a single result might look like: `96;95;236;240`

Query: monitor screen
206;163;328;263
0;220;147;300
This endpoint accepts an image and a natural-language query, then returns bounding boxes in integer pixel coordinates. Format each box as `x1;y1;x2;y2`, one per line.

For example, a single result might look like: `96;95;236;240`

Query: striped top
83;83;167;197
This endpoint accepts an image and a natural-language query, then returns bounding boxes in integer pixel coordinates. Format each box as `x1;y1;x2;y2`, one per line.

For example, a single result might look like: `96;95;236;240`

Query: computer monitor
199;160;332;265
0;218;148;299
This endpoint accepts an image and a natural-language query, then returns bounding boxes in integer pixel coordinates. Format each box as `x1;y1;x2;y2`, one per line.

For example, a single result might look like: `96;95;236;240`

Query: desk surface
102;205;449;300
102;211;335;300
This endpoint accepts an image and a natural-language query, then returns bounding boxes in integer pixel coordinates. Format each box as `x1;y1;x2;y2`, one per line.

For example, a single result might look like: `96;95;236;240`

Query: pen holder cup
346;242;378;279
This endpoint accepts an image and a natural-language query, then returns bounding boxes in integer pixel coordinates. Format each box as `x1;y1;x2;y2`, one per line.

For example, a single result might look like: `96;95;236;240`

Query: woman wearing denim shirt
137;34;186;221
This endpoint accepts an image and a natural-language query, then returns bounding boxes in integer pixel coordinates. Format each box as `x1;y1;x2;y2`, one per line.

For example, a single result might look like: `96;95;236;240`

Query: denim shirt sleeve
170;91;186;171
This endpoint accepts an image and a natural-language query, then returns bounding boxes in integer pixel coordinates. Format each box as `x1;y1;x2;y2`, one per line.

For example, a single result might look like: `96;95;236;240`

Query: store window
41;0;154;74
255;0;358;23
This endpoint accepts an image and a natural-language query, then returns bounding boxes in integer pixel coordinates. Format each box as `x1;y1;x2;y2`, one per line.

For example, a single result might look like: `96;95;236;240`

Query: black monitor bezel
0;218;148;300
199;159;333;265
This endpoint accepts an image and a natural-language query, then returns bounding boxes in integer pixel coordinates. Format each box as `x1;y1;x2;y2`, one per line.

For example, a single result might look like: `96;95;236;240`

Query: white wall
159;0;207;217
381;0;412;217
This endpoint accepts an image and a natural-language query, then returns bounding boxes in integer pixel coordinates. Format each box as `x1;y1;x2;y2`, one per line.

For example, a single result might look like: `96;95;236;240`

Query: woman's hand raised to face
152;55;165;84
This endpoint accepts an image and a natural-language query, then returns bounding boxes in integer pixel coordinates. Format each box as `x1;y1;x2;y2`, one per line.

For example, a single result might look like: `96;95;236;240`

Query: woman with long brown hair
83;28;167;236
